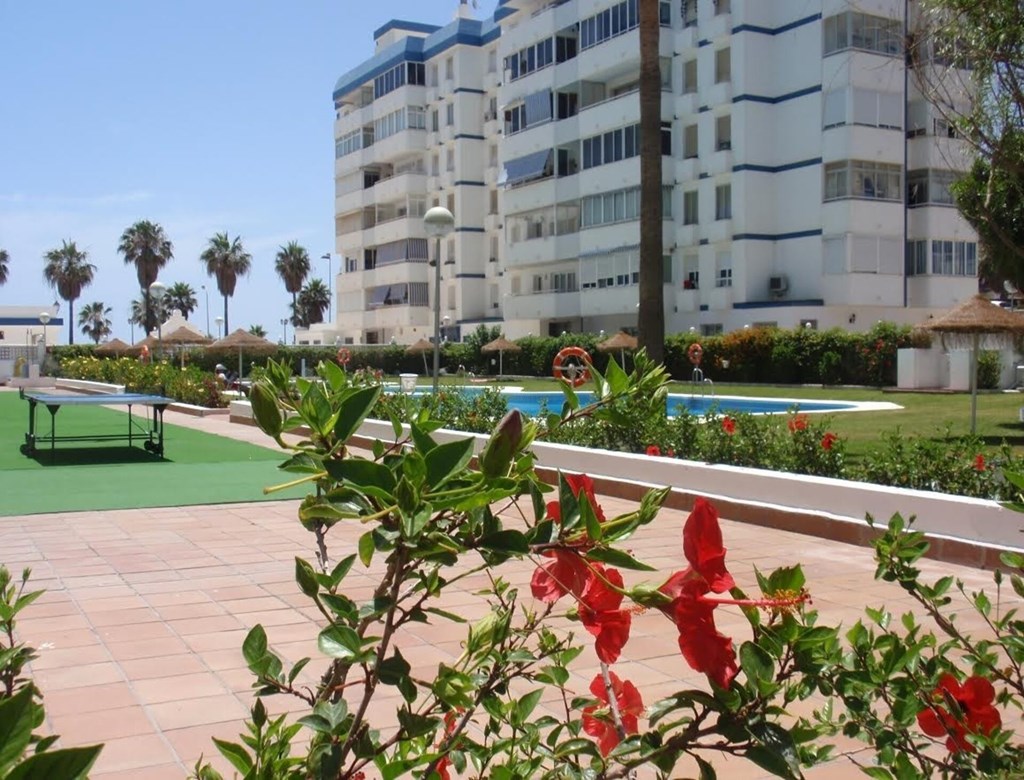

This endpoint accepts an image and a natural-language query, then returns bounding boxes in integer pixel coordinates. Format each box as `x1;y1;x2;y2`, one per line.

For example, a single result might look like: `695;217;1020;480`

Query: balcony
504;290;581;320
579;286;638;318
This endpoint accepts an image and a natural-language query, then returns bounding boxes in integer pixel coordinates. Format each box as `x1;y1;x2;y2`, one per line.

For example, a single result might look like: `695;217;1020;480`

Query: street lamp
280;318;288;346
215;315;224;339
149;281;166;359
201;284;211;337
38;312;51;373
321;253;333;319
423;206;455;394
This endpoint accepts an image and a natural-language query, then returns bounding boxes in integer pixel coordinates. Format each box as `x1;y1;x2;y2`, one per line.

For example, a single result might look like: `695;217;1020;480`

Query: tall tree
274;241;311;331
42;240;95;344
0;249;9;286
637;0;664;364
297;278;331;326
166;282;199;319
248;324;268;338
78;302;113;344
118;221;173;334
912;0;1024;290
200;232;251;332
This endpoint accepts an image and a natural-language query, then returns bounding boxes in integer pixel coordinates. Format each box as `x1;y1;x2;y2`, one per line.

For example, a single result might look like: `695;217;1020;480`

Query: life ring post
552;345;592;388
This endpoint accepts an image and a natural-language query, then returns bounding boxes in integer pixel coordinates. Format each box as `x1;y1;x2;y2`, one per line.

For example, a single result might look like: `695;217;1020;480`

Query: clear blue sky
0;0;487;343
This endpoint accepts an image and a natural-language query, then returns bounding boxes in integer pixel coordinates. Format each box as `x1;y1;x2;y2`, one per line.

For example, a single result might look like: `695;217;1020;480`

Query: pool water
407;387;857;418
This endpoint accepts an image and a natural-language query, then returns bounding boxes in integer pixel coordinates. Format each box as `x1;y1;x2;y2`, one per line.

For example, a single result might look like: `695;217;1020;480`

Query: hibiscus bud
479;410;523;479
628;583;673;610
465;608;510;656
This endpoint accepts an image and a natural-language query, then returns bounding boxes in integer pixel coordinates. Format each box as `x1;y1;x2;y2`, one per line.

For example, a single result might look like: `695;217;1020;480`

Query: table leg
128;404;133;449
46;404;59;459
156;406;166;457
25;399;37;454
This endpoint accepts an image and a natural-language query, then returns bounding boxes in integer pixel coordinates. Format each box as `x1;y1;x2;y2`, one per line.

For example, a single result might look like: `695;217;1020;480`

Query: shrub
977;350;1002;389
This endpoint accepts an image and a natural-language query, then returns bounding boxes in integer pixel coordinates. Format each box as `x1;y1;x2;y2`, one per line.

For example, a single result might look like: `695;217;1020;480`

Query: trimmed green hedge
51;321;930;387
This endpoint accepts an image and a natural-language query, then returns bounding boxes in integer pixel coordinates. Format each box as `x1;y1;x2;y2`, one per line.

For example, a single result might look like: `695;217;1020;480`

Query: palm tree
129;297;168;331
118;221;173;334
78;302;113;344
248;324;268;338
637;0;665;364
0;249;9;286
166;282;198;319
297;278;331;326
43;240;95;344
200;232;251;332
274;242;311;331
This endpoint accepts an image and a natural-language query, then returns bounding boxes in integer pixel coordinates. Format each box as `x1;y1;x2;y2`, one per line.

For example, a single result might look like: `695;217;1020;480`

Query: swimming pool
403;387;860;418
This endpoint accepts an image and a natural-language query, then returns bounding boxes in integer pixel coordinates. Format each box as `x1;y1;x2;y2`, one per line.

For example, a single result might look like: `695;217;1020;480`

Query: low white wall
55;378;126;394
229;400;1023;552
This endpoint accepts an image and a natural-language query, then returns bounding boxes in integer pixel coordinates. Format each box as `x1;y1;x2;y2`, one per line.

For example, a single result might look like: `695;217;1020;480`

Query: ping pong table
19;390;175;458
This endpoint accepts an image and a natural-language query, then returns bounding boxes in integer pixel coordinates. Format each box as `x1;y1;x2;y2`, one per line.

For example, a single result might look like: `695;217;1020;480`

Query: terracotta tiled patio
0;407;1001;778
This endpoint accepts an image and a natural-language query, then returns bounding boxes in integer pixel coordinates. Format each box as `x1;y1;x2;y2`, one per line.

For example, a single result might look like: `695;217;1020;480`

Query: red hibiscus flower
682;497;736;593
721;416;736;435
917;674;1001;753
788;414;808;432
582;671;643;756
579;565;632;663
666;448;675;457
646;445;661;457
546;473;606;523
531;549;591;603
974;454;986;472
821;432;837;451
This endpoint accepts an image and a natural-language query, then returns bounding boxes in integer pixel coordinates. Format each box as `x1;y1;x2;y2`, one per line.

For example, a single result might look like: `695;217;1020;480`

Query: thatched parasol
94;338;131;356
209;329;277;378
596;331;638;370
920;294;1024;433
406;337;434;375
125;335;158;358
160;326;212;346
481;335;521;377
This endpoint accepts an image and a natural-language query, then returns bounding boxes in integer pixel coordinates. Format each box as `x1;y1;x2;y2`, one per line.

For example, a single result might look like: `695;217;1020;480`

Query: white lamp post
38;312;51;372
215;315;224;339
149;281;167;359
423;206;455;394
321;253;333;318
281;318;289;346
201;284;211;337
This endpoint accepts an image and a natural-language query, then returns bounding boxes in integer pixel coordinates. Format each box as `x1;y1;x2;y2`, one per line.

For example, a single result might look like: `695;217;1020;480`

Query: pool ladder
691;368;715;399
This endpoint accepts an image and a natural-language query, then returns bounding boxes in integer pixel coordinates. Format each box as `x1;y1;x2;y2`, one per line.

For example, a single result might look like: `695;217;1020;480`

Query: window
823;12;902;57
582;124;641;170
581;0;640;50
906;239;928;275
429;64;438;87
955;241;977;275
487;96;498;121
506;37;555;80
715;0;730;14
446;103;455;126
716;114;731;151
823;160;902;201
823;89;846;129
366;282;429;308
715;48;730;83
701;324;724;336
682;0;697;28
715;250;732;287
345;256;358;273
504;103;527;135
373;61;425;99
683;190;698;225
663;254;674;284
431;109;439;132
578;186;672;229
556;34;578;63
445;57;454;80
490;235;499;262
431;154;439;176
931;240;954;275
446;193;455;213
580;248;641;290
715;184;732;220
335;129;364;158
446;149;455;172
683;123;698;159
488;50;497;73
661;121;672;155
683;59;697;94
908;169;958;206
489;190;498;215
683;253;699;289
489;145;498;167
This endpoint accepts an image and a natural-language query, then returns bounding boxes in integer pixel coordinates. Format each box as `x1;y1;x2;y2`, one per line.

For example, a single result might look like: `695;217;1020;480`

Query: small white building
0;305;62;381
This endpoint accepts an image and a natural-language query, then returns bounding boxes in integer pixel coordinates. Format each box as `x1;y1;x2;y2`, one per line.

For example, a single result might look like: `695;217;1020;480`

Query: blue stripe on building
456;273;486;279
732;85;821;105
453;180;487;187
454;133;486;141
0;317;64;326
454;87;486;95
732;229;822;241
732;13;821;37
733;157;821;173
456;227;486;233
734;298;825;309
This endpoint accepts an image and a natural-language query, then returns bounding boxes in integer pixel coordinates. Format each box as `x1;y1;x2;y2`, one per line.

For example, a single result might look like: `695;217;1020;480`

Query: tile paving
0;403;1006;777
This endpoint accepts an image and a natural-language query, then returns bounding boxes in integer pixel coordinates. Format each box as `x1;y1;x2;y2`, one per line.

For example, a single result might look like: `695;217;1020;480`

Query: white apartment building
322;0;978;345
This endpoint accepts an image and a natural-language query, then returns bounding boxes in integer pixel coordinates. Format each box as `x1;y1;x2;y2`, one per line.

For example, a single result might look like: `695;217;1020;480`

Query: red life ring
552;346;592;387
688;342;703;366
336;347;352;366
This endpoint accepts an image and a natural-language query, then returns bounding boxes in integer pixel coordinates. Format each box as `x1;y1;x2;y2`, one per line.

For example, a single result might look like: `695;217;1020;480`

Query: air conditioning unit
769;275;789;296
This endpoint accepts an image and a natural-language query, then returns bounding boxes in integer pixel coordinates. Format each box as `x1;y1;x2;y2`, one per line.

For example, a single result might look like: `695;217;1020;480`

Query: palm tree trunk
223;296;229;333
67;299;75;345
143;289;153;335
638;0;665;365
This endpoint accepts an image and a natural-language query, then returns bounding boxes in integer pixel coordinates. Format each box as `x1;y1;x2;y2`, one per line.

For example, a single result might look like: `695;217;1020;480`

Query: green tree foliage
295;278;331;327
274;241;311;327
78;301;113;344
200;232;251;332
118;221;173;334
42;239;95;345
166;282;199;319
248;324;268;338
0;248;9;285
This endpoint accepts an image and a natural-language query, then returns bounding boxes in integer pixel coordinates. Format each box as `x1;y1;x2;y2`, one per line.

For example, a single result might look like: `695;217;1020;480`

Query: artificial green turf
0;392;303;516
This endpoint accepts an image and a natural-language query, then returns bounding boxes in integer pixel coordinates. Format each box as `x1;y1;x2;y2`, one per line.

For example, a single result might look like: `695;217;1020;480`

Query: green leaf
334;386;382;443
740;642;774;685
278;452;324;475
358;532;375;567
744;745;799;779
424;438;475;491
694;755;718;780
318;624;365;662
585;547;656;571
329;554;357;588
5;746;102;780
410;422;437;454
324;459;397;495
862;769;895;780
295;558;319;598
0;687;36;775
477;530;530;555
396;709;438;739
242;625;268;668
249;383;283;438
516;690;543;724
580;490;602;543
378;649;411;686
604;355;629;395
212;738;253;776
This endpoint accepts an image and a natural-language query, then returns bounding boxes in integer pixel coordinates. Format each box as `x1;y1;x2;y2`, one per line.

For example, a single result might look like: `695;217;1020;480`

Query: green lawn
415;375;1024;462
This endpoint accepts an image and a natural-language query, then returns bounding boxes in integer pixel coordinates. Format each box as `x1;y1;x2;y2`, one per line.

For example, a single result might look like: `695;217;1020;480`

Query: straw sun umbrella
406;337;434;375
208;329;276;379
597;331;638;370
481;335;521;377
159;326;213;368
920;294;1024;434
94;337;130;357
125;335;158;358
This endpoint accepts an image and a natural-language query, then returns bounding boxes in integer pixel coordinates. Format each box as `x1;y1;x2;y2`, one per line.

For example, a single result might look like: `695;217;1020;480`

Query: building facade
318;0;978;345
